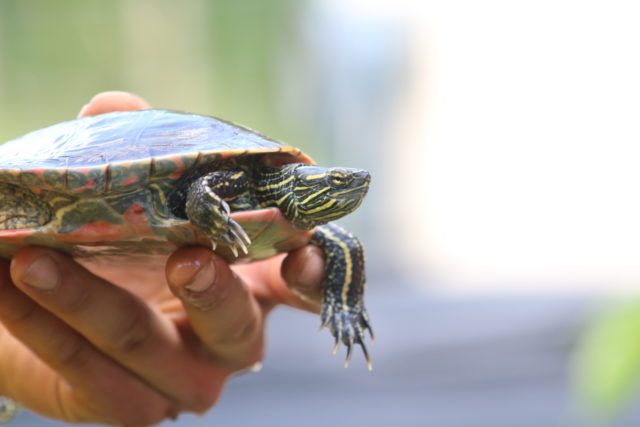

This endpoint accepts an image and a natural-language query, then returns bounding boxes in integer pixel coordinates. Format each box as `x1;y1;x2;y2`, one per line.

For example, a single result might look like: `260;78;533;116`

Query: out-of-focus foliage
575;300;640;421
0;0;312;155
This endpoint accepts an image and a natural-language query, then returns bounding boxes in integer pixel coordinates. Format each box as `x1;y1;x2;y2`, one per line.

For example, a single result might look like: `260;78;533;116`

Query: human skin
0;91;326;425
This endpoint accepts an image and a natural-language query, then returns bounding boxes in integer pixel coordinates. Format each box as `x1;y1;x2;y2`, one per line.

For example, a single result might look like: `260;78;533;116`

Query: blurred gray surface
8;283;631;427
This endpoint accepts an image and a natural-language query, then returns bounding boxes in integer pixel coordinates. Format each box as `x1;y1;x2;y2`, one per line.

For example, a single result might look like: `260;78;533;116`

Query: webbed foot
321;301;374;370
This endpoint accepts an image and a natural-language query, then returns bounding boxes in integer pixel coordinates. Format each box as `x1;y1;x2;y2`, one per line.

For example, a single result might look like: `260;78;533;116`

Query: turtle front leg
311;222;373;370
185;171;251;256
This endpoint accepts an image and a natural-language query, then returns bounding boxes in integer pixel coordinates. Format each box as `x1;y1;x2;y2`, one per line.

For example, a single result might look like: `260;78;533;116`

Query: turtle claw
222;234;239;257
332;333;341;355
229;227;249;255
360;341;372;371
322;305;373;370
229;220;251;249
215;219;251;257
344;342;353;368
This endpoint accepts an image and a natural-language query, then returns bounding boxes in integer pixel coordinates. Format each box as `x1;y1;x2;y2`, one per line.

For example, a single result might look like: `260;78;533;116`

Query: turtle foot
321;304;374;370
213;218;252;257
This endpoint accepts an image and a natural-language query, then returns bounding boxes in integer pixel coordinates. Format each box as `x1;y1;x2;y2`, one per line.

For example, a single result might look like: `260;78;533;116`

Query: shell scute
0;110;313;195
19;168;69;193
109;160;150;191
19;169;46;192
66;166;108;195
43;169;67;192
152;154;193;181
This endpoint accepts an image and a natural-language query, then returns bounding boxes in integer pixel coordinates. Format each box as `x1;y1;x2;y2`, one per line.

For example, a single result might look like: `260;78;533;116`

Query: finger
166;247;264;369
281;245;325;306
9;248;225;413
78;91;151;117
0;259;174;425
0;321;64;421
234;245;324;312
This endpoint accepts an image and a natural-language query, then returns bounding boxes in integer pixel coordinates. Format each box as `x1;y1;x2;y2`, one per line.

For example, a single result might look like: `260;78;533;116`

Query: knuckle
59;283;90;315
230;315;261;344
214;315;261;349
55;376;175;426
54;334;93;370
204;285;232;311
2;299;39;326
54;378;80;423
107;303;152;355
187;282;232;312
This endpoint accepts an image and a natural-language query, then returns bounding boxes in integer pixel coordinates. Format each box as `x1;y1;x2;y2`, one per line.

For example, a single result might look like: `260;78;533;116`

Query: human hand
0;92;326;425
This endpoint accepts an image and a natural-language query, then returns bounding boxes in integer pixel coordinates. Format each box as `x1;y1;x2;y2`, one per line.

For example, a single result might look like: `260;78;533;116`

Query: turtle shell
0;110;315;269
0;109;313;195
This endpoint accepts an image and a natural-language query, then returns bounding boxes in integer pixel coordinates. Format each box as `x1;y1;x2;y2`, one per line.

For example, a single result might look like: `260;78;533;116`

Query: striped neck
254;162;371;230
254;163;301;224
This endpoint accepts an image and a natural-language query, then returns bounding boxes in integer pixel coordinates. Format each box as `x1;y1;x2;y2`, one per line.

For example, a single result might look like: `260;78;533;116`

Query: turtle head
287;164;371;229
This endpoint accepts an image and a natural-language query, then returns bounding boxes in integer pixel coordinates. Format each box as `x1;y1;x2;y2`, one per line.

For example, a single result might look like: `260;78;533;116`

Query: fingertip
166;247;239;312
166;246;217;291
281;245;325;303
9;247;61;286
167;246;263;366
78;91;151;117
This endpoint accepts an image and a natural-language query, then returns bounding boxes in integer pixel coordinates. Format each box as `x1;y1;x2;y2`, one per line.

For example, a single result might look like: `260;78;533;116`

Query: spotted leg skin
185;173;251;256
0;183;51;230
311;222;373;369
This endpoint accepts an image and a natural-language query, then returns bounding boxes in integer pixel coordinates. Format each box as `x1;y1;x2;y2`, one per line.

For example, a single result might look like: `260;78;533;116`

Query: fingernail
184;259;216;292
23;255;59;290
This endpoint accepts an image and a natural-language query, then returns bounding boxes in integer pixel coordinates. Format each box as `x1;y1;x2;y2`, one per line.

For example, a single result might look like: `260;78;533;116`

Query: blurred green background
0;0;318;158
0;0;406;260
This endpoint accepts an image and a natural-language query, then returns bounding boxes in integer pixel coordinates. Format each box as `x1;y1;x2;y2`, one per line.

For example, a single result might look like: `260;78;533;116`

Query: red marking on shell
71;178;97;194
123;202;154;236
121;172;139;186
169;156;186;180
30;168;46;179
67;167;100;193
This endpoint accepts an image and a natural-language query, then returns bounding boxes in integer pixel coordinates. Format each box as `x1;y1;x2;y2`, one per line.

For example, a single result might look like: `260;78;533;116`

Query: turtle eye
328;169;352;188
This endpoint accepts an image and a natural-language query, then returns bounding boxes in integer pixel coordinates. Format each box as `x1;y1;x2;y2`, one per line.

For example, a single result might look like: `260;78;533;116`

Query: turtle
0;109;373;368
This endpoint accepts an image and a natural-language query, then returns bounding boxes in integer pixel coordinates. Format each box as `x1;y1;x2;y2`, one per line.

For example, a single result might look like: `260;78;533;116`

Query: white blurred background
384;0;640;294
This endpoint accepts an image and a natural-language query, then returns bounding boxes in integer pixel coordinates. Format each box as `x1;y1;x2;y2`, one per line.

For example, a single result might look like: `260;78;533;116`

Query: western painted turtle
0;109;372;368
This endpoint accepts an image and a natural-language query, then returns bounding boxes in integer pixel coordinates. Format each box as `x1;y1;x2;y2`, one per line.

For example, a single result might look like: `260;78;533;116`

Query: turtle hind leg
312;222;373;370
185;170;251;256
0;183;51;230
